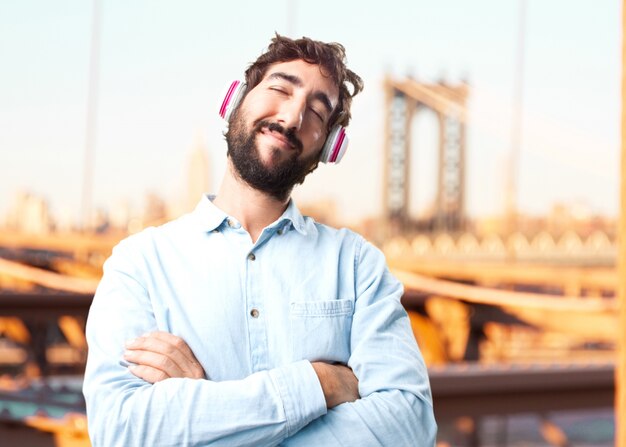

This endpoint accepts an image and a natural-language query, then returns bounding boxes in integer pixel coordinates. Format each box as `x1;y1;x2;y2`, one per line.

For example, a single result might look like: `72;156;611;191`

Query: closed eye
309;107;324;122
269;86;288;95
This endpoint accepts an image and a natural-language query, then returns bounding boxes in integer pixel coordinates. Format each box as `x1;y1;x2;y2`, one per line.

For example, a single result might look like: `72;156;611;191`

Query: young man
83;35;437;446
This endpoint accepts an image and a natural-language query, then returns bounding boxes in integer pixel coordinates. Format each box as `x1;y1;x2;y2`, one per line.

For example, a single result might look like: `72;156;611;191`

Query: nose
276;98;304;131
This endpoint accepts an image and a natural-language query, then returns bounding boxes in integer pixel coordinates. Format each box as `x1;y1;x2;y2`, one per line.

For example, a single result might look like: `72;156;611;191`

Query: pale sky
0;1;620;226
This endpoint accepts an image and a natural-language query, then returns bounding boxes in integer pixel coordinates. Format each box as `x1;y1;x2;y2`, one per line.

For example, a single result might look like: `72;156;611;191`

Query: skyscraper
186;133;211;212
6;191;53;234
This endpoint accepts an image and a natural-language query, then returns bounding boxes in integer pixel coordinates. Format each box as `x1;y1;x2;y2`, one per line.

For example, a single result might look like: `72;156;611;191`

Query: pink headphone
219;80;349;164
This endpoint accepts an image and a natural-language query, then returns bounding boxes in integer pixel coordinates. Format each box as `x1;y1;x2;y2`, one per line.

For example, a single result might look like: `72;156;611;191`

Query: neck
213;160;291;243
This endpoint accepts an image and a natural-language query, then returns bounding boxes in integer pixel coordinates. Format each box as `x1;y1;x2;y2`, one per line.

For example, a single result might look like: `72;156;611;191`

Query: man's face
225;59;339;200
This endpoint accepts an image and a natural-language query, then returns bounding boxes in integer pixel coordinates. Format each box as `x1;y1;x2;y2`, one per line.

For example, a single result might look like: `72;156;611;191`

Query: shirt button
277;229;283;235
247;252;256;261
250;308;260;318
211;229;219;233
227;218;235;227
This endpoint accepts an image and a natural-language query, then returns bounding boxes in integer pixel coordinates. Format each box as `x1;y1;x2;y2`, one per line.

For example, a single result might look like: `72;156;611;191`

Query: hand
311;362;360;409
123;331;206;383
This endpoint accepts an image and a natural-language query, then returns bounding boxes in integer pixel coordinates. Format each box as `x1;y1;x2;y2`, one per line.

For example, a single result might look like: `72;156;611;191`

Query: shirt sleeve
281;238;437;446
82;238;327;447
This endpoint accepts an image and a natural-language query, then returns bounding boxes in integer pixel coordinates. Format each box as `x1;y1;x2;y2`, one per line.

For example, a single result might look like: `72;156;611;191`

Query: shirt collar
192;194;307;235
192;194;229;232
274;198;307;235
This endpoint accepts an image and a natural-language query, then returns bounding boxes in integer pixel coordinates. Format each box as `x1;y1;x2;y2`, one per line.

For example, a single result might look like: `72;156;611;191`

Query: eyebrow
267;71;334;114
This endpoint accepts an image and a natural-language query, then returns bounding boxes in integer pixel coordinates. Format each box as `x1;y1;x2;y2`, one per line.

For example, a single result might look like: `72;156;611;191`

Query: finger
143;331;201;366
126;335;191;372
125;332;205;379
139;332;205;378
127;364;169;384
124;349;185;378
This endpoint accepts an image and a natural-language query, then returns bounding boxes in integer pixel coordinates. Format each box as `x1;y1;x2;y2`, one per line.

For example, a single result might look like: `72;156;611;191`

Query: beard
225;107;320;202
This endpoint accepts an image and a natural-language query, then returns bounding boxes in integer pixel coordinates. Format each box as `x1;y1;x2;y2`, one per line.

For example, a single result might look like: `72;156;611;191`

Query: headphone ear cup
319;126;349;164
219;81;247;122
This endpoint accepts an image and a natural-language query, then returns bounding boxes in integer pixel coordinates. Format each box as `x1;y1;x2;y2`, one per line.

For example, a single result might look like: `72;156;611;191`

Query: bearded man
83;34;437;447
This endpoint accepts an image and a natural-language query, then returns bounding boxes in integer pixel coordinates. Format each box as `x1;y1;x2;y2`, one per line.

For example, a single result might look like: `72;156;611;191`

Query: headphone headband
218;80;349;164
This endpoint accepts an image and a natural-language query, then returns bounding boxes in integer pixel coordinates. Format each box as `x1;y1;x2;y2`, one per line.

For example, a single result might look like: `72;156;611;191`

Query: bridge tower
383;77;468;233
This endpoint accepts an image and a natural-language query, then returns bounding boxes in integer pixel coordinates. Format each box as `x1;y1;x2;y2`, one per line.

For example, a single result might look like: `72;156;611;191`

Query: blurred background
0;1;621;445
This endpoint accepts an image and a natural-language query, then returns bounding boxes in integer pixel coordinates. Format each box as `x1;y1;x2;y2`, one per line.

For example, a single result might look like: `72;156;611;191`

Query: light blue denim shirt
83;195;436;446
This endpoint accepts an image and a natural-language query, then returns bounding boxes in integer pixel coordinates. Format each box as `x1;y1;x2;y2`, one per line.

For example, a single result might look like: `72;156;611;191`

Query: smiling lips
259;127;297;151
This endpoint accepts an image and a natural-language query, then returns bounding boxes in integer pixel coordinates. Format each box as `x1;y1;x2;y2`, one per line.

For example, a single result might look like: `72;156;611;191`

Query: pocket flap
290;299;354;317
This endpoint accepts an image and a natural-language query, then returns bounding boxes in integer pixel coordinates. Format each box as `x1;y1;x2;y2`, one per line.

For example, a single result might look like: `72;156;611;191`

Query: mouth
259;127;297;151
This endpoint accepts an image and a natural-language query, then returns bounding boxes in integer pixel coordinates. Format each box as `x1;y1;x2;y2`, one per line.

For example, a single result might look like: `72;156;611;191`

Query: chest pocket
290;299;354;363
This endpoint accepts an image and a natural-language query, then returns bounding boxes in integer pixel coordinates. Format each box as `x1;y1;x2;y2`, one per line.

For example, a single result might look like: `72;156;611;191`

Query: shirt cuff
269;360;327;436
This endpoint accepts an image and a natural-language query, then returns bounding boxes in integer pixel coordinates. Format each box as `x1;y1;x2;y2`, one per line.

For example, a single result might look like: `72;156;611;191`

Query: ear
219;81;247;122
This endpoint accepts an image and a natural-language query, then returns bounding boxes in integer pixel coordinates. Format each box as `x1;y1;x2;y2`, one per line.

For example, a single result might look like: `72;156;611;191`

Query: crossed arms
83;237;436;446
123;331;359;410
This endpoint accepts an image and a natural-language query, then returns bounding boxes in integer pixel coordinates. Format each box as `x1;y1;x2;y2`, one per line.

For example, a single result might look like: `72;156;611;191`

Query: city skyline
0;1;620;226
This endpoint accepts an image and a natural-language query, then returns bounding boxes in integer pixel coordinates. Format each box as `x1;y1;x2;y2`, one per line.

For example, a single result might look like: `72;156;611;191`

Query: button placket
245;245;268;372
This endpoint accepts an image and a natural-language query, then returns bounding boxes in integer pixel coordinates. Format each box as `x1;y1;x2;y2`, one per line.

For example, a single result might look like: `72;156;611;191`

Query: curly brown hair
244;34;364;129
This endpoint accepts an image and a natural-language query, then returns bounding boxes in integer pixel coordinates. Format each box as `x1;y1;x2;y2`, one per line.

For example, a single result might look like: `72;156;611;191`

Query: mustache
254;120;303;152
